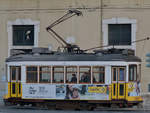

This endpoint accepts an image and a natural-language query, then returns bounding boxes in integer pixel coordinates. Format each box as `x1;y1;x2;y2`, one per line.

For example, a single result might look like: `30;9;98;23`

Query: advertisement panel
22;84;110;100
22;84;56;99
128;82;140;97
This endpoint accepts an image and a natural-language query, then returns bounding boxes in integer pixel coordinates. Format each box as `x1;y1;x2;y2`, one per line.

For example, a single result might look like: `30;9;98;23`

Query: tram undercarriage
4;97;142;110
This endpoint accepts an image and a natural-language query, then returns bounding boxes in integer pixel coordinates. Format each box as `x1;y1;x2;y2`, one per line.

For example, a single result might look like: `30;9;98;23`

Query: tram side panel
126;82;143;103
126;64;143;103
3;64;143;105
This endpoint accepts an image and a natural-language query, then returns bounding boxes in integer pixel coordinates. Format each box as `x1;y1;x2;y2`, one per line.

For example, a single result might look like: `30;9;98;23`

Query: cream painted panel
105;66;111;85
104;0;140;7
21;66;26;83
39;0;100;9
109;0;129;5
7;0;37;9
39;0;73;9
143;0;150;5
128;0;140;6
0;0;10;10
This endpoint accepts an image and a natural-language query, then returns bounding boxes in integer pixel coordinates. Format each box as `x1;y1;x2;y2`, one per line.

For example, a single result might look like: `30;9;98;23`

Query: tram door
112;67;126;100
10;66;21;98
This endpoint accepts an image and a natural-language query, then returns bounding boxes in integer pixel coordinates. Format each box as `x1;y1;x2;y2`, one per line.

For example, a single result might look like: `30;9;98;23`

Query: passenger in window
93;76;96;83
81;72;91;83
80;73;86;82
85;72;91;83
70;74;77;83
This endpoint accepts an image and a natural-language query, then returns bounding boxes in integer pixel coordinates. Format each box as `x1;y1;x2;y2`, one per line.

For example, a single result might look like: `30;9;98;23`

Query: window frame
129;64;137;82
10;66;21;82
112;67;117;82
26;66;38;83
39;66;51;83
52;66;64;84
92;66;105;84
108;24;131;46
79;66;91;84
118;67;126;82
7;19;40;56
10;66;16;81
13;25;34;46
112;66;126;82
66;66;77;84
102;18;136;50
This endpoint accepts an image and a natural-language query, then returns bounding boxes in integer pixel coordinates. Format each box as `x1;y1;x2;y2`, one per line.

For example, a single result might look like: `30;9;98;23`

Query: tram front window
10;66;21;81
129;65;137;81
53;67;64;83
119;68;125;81
18;67;21;81
26;66;38;83
93;67;105;84
11;67;16;80
79;67;91;84
39;66;51;83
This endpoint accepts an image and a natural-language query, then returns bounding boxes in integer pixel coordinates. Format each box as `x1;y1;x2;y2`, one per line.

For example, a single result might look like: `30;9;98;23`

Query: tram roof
6;52;141;62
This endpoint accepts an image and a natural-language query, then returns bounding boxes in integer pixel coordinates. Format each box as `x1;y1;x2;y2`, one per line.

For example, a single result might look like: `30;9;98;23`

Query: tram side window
39;66;51;83
93;67;105;84
66;66;77;83
53;66;64;83
129;65;137;81
26;66;38;83
79;67;91;84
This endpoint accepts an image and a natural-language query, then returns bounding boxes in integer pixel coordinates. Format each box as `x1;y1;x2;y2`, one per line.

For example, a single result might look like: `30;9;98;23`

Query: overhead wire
84;37;150;52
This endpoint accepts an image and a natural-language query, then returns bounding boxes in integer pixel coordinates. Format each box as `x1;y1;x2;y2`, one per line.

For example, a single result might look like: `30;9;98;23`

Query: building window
148;84;150;92
103;18;136;50
129;65;137;81
66;66;77;83
7;19;40;56
79;66;91;84
53;66;64;83
39;66;51;83
13;25;34;46
26;66;38;83
93;67;105;84
108;24;131;45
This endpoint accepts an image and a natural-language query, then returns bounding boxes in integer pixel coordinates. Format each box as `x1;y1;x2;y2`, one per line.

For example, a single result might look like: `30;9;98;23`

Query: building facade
0;0;150;100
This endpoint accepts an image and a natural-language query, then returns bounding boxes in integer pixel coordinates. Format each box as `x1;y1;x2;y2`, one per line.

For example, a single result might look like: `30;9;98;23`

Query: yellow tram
3;9;143;109
3;48;143;108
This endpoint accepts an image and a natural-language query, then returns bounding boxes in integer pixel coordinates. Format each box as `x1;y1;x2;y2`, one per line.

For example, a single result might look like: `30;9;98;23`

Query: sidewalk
142;94;150;110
